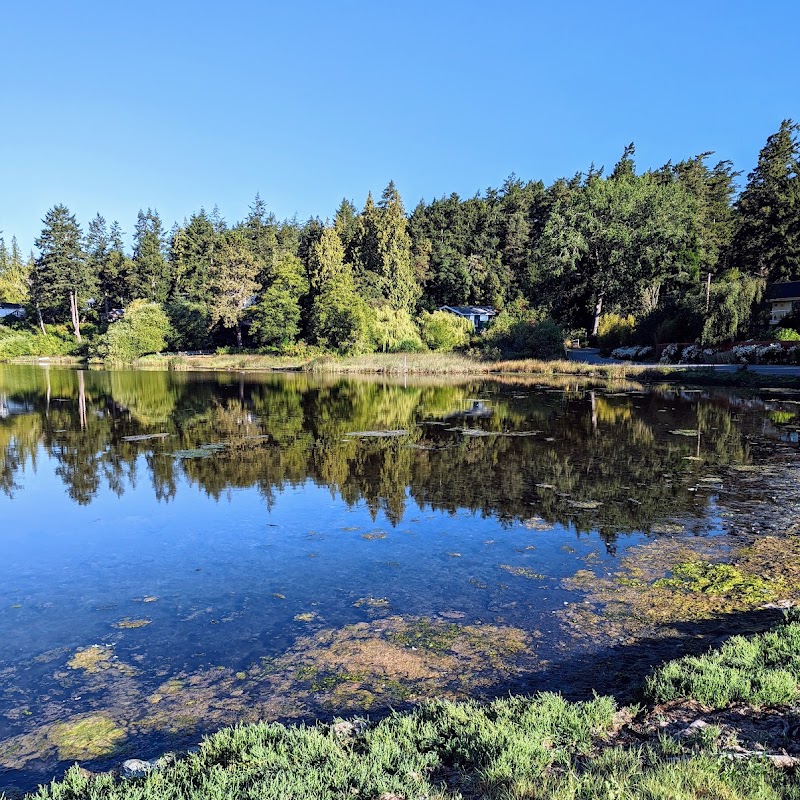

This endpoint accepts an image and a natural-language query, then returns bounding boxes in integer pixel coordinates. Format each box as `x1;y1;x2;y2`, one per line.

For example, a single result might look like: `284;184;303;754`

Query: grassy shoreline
5;350;800;389
114;351;800;389
18;617;800;799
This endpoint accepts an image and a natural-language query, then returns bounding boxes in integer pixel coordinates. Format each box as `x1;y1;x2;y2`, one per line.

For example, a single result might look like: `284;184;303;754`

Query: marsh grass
123;351;800;390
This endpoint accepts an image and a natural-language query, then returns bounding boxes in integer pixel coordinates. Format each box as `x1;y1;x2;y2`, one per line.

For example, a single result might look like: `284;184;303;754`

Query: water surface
0;365;796;791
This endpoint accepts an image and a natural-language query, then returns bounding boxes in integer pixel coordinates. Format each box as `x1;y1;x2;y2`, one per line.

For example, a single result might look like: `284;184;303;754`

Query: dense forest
1;119;799;360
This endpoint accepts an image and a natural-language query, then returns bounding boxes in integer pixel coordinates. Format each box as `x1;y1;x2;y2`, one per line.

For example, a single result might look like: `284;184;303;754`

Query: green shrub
774;327;800;341
165;301;212;351
596;312;636;349
93;300;172;362
419;310;472;351
0;325;78;359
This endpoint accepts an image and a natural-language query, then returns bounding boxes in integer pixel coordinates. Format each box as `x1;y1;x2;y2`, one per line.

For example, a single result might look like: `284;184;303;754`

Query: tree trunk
591;294;604;337
69;291;82;343
37;306;46;335
236;323;243;349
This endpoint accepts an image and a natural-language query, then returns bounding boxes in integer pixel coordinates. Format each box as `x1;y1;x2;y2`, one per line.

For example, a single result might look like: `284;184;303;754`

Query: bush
165;301;213;351
419;310;472;351
524;318;568;359
0;325;78;359
93;300;172;362
596;313;635;349
774;327;800;341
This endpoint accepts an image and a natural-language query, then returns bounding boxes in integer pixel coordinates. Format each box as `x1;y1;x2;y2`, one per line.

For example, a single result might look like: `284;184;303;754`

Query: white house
438;305;497;331
765;282;800;326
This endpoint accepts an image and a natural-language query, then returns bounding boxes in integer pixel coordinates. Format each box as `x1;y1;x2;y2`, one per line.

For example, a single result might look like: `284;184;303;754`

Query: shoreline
5;351;799;390
15;615;800;799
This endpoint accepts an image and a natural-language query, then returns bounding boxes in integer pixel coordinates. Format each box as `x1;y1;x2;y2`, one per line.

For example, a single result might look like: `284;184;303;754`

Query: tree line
1;119;799;357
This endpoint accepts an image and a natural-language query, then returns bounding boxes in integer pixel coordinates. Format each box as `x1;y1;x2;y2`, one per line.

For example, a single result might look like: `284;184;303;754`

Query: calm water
0;365;795;791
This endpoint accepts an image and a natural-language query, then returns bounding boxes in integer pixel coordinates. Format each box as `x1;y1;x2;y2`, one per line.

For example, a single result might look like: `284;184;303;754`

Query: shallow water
0;365;797;792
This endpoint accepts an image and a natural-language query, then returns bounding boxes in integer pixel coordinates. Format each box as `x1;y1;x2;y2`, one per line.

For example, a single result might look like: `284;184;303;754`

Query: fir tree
732;119;800;282
32;205;95;339
130;209;170;303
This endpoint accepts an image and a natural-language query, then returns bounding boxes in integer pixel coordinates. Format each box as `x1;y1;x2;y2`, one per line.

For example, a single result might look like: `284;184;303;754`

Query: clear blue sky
1;0;798;252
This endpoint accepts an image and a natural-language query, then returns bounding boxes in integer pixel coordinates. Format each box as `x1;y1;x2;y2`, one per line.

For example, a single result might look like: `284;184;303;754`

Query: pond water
0;365;797;792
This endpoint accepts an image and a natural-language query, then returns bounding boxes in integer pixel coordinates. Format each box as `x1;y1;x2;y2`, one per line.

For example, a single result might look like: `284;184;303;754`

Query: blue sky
1;0;798;252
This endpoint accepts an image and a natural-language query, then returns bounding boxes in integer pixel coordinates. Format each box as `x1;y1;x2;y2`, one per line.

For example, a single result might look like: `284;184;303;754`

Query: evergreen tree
32;205;95;340
309;227;373;353
86;214;123;320
732;119;800;282
241;193;279;285
170;210;218;306
130;209;170;303
0;236;30;305
375;181;420;313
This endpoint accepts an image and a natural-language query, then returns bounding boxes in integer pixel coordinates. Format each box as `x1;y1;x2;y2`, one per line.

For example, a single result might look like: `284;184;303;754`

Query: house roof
765;282;800;301
0;303;24;310
439;305;497;316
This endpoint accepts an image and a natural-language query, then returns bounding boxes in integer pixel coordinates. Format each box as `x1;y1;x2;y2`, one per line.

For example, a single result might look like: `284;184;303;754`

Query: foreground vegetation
17;619;800;800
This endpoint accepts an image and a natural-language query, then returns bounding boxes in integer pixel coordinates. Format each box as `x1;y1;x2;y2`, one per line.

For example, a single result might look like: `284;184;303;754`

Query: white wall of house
770;299;800;325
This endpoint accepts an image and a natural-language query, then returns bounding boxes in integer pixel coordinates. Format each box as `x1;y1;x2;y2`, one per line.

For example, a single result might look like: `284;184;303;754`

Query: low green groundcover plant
646;620;800;709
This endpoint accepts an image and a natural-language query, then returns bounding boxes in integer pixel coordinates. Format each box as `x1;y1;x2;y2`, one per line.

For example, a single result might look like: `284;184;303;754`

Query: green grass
23;690;800;800
646;620;800;709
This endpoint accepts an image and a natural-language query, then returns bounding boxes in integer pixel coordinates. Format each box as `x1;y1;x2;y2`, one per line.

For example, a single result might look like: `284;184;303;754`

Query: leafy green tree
93;299;172;361
419;310;472;351
32;204;95;340
371;306;425;352
537;149;693;334
732;119;800;282
701;271;763;344
208;232;261;347
130;209;170;303
249;251;308;348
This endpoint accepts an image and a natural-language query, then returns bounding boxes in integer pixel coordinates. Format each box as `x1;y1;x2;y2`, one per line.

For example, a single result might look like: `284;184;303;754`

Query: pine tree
309;227;372;353
32;205;95;339
130;209;171;302
732;119;800;282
